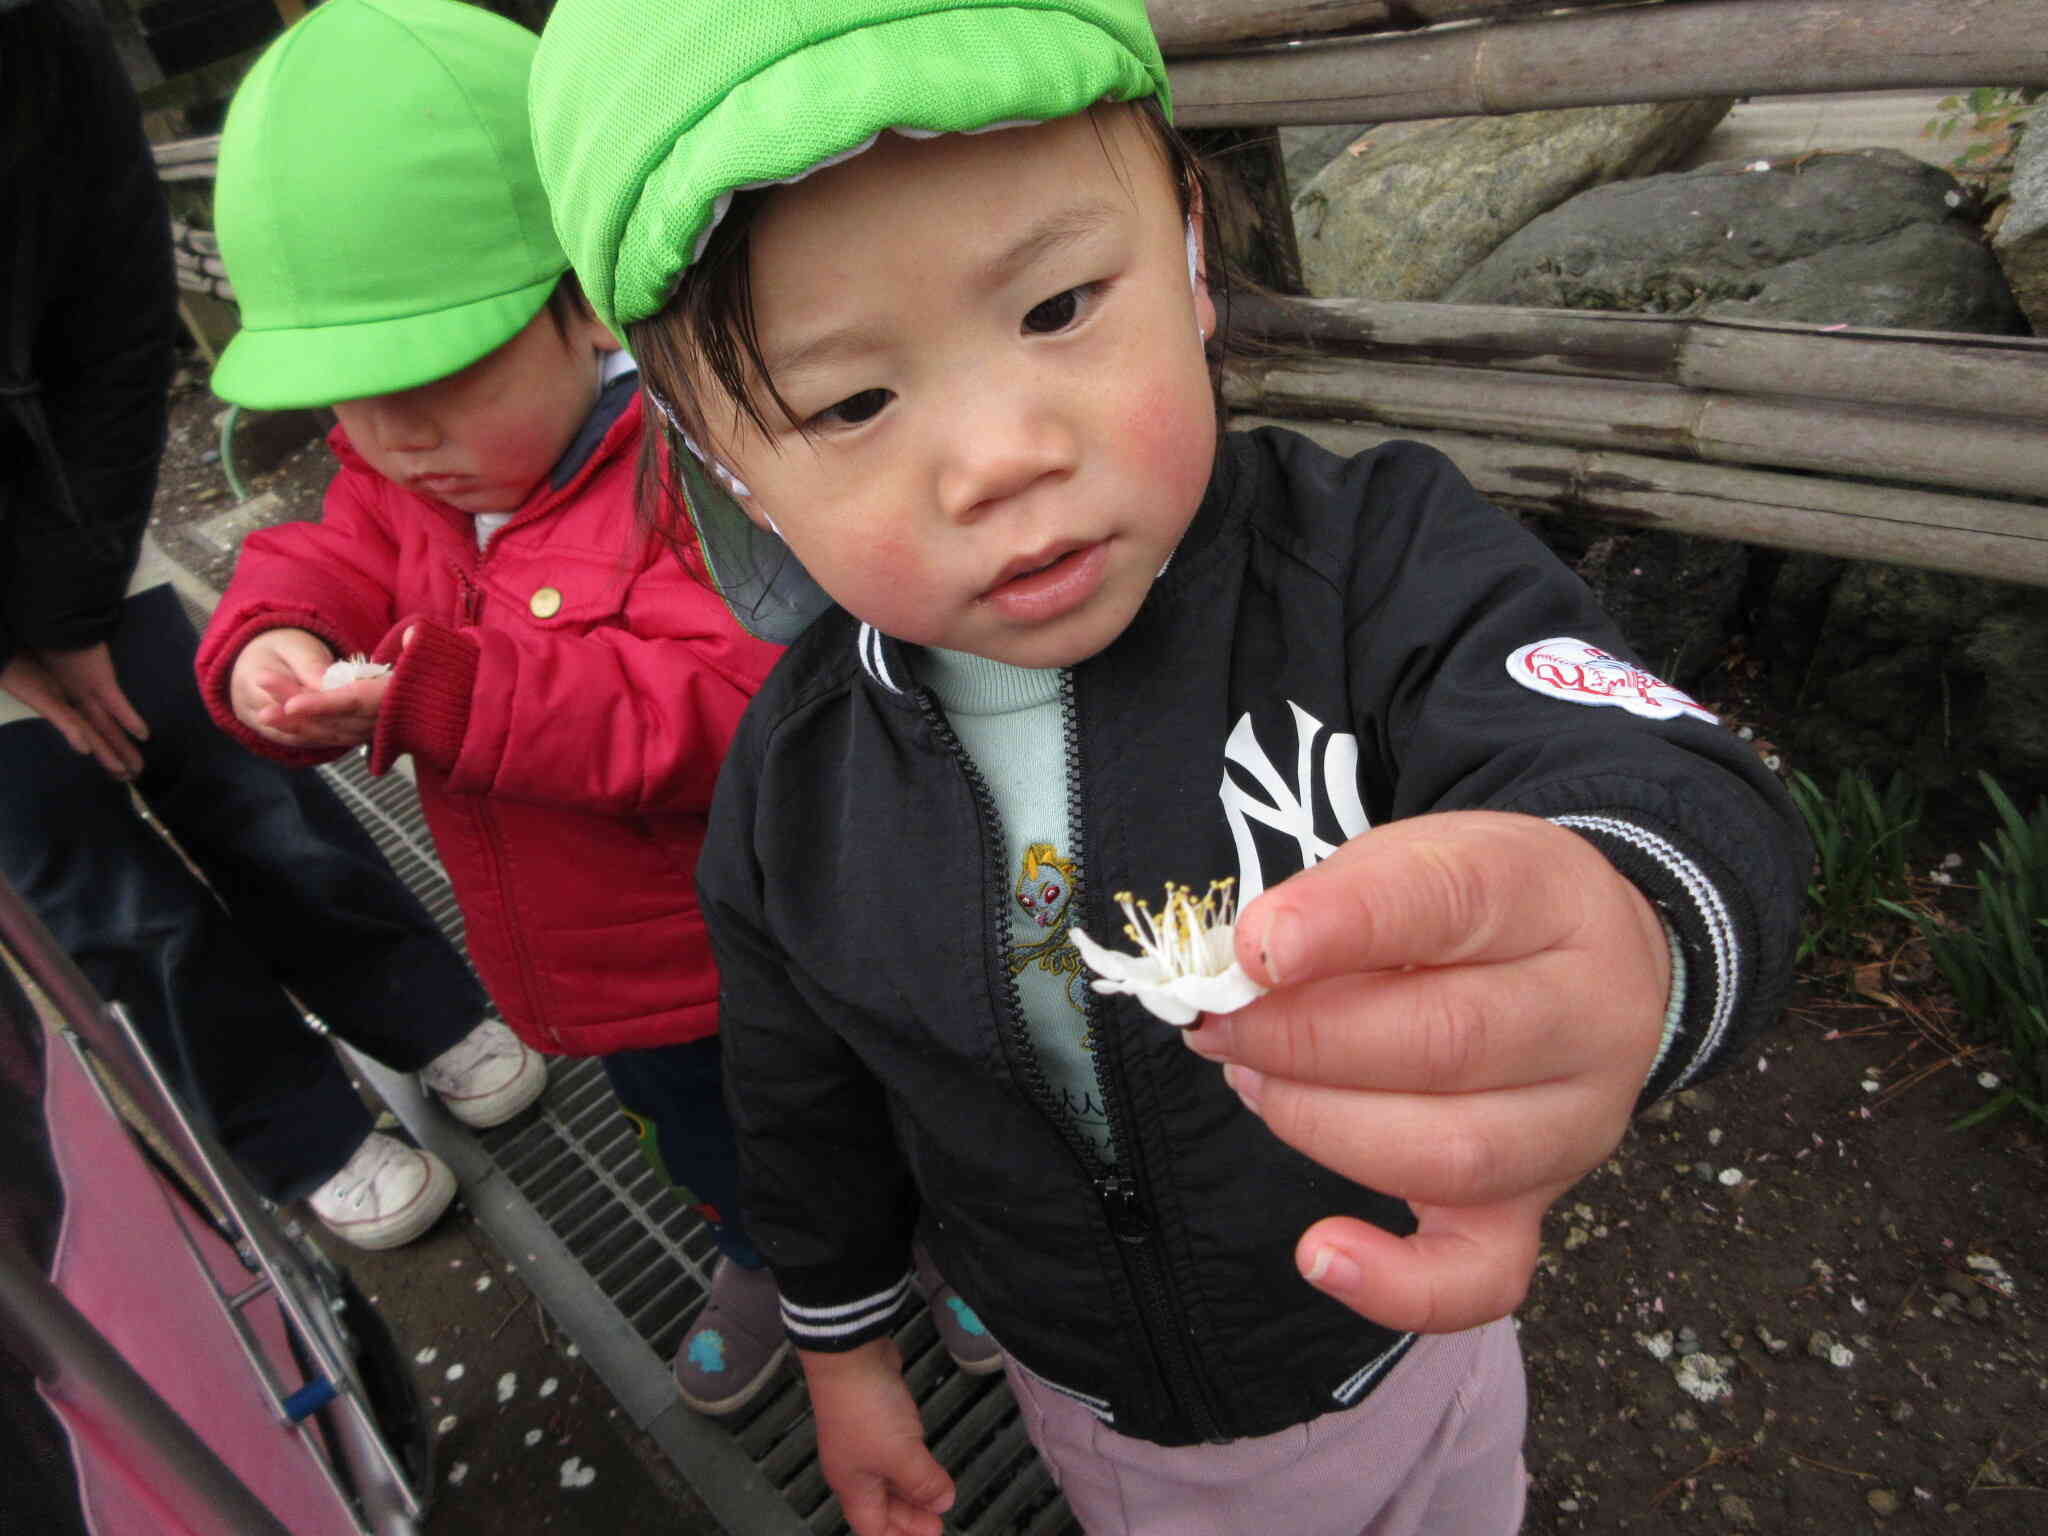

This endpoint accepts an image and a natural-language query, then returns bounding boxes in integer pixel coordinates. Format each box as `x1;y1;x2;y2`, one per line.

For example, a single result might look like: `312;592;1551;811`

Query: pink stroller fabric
40;1036;359;1536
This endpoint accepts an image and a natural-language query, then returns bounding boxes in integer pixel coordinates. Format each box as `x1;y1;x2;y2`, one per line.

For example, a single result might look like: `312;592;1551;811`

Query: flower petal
1070;926;1167;987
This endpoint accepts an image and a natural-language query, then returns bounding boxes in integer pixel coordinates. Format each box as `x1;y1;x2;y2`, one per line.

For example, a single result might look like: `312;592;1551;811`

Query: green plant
1922;86;2040;206
1788;768;1924;963
1887;775;2048;1128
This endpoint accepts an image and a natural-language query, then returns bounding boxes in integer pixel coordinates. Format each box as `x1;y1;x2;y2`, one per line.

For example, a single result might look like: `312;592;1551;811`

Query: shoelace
423;1022;517;1088
326;1137;406;1210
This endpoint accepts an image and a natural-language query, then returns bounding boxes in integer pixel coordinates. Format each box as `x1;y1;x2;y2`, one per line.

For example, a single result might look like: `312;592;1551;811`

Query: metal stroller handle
0;870;428;1536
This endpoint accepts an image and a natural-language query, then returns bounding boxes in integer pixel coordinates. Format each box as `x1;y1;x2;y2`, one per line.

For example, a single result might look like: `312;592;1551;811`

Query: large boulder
1448;148;2027;333
1750;558;2048;819
1992;124;2048;333
1290;99;1733;301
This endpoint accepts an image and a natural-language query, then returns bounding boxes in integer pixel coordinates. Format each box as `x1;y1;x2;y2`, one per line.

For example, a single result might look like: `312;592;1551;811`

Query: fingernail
1181;1016;1230;1059
1302;1246;1362;1294
1259;909;1303;986
1222;1061;1263;1110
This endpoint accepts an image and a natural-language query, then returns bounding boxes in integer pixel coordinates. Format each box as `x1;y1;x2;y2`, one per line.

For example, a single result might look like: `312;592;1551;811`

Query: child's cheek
1120;367;1219;511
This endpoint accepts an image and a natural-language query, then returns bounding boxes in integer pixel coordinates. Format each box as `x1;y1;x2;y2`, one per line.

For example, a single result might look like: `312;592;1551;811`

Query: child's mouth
984;542;1108;622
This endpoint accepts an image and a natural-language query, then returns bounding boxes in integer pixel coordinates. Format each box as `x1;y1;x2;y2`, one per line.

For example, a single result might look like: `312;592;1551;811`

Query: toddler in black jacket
532;2;1810;1531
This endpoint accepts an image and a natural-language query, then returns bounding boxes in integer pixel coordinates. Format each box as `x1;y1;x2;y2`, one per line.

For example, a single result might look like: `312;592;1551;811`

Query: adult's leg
121;585;486;1069
0;718;370;1202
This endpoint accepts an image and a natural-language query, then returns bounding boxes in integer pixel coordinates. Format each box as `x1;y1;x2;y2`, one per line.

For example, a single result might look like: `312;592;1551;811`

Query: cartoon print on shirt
1005;841;1106;1133
1015;841;1074;931
1009;842;1092;1021
1219;701;1371;903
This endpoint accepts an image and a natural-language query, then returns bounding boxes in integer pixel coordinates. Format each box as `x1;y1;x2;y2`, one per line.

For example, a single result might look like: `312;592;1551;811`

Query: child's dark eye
1023;284;1097;335
810;388;892;430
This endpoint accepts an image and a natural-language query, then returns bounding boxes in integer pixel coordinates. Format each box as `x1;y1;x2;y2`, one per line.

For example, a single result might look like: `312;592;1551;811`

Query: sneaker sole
672;1337;792;1417
434;1053;548;1130
946;1348;1005;1377
318;1152;458;1252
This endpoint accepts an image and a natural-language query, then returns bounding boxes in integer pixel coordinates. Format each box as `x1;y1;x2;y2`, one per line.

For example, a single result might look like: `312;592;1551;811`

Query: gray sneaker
914;1245;1002;1376
672;1258;791;1416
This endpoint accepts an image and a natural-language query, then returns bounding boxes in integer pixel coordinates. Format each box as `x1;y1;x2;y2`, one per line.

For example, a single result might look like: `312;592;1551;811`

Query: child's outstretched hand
802;1341;956;1536
229;626;386;749
1185;811;1670;1337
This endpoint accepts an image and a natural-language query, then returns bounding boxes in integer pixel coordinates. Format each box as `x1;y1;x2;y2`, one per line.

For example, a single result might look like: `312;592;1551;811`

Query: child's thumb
1295;1192;1554;1335
890;1444;956;1514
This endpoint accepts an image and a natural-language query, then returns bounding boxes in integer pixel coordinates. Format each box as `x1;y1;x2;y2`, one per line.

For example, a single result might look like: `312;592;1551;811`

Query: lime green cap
211;0;568;410
530;0;1169;340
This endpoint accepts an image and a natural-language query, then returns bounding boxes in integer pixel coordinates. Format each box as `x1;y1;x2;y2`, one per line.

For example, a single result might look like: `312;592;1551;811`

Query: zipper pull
1096;1175;1152;1245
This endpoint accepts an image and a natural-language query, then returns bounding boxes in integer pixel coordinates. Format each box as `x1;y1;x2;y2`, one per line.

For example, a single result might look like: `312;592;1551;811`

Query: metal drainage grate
315;747;1077;1536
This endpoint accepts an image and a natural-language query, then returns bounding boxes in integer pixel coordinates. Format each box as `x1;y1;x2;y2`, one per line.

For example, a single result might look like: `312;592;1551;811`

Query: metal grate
314;747;1077;1536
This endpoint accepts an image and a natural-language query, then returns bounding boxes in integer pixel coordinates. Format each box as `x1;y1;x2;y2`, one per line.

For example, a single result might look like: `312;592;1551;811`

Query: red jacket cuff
193;607;353;768
369;617;480;776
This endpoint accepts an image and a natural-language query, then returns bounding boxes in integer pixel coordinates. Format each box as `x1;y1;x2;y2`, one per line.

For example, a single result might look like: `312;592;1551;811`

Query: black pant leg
119;585;487;1069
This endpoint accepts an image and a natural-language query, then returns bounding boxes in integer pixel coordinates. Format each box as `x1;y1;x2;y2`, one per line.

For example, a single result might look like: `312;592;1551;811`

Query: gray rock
1751;558;2048;814
1992;120;2048;330
1449;149;2025;334
1276;123;1374;192
1291;99;1732;301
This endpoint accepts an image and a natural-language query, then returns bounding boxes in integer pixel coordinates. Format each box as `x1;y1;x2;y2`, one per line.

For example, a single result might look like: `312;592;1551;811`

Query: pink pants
1004;1318;1528;1536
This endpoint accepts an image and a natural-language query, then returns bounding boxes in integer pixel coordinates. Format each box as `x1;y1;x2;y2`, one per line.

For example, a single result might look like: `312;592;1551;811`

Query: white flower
1070;879;1268;1028
321;653;391;689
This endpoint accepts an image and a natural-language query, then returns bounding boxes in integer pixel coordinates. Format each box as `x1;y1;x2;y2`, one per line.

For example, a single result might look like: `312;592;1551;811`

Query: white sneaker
307;1132;456;1251
420;1017;547;1129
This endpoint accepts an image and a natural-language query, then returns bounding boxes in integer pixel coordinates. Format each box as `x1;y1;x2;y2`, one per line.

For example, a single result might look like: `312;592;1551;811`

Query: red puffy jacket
196;399;783;1055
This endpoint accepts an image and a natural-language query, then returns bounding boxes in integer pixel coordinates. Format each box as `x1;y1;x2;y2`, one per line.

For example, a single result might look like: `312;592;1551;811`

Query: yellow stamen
1112;879;1239;979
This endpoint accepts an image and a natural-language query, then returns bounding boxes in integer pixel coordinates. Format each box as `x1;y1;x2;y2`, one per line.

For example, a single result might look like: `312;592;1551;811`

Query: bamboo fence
1163;0;2048;124
1157;0;2048;585
144;0;2048;581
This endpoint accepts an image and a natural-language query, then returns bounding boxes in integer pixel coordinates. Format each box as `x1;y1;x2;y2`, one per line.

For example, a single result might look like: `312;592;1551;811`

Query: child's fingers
1294;1188;1559;1335
282;674;387;720
1233;812;1609;988
1186;946;1614;1095
838;1459;953;1536
1222;1071;1617;1210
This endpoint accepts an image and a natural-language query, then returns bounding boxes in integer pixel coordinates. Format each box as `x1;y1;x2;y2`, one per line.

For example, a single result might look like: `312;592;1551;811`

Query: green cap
211;0;568;410
531;0;1169;340
529;0;1167;643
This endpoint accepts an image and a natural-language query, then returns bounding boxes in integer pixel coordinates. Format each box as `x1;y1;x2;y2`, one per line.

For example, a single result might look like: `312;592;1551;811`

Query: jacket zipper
455;564;483;623
914;677;1224;1442
440;563;556;1047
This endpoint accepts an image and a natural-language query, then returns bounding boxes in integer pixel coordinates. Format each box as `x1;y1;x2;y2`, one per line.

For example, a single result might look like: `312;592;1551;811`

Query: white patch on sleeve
1505;638;1715;723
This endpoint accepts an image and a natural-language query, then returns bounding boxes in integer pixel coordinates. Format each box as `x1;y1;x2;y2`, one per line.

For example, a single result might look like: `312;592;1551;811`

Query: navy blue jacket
699;428;1808;1446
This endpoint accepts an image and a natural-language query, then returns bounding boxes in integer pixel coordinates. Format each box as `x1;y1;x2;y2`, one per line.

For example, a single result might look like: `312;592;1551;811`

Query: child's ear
1187;210;1216;344
584;312;624;355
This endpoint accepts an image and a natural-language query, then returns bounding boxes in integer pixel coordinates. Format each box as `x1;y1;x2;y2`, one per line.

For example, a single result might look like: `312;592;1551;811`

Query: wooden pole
1226;358;2048;499
1224;294;2048;425
1231;416;2048;586
1149;0;1567;54
1169;0;2048;126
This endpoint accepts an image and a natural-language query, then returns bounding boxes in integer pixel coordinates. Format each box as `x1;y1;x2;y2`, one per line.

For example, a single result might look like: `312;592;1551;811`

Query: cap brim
210;271;564;410
675;451;835;646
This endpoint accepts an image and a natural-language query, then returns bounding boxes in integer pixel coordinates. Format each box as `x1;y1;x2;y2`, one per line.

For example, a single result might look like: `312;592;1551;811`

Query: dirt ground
150;370;2048;1534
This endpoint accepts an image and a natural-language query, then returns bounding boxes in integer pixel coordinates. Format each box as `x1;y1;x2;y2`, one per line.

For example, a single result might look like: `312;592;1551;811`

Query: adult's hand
1;647;147;779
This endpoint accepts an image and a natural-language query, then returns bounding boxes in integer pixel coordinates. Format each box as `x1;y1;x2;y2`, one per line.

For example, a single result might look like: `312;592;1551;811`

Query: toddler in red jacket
189;0;881;1415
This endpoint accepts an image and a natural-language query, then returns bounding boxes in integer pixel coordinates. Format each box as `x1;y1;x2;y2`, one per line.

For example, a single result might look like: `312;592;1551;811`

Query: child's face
332;300;619;515
694;106;1218;669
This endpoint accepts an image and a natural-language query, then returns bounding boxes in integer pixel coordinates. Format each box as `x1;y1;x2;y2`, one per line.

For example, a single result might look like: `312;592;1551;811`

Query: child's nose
936;388;1075;524
365;397;442;455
